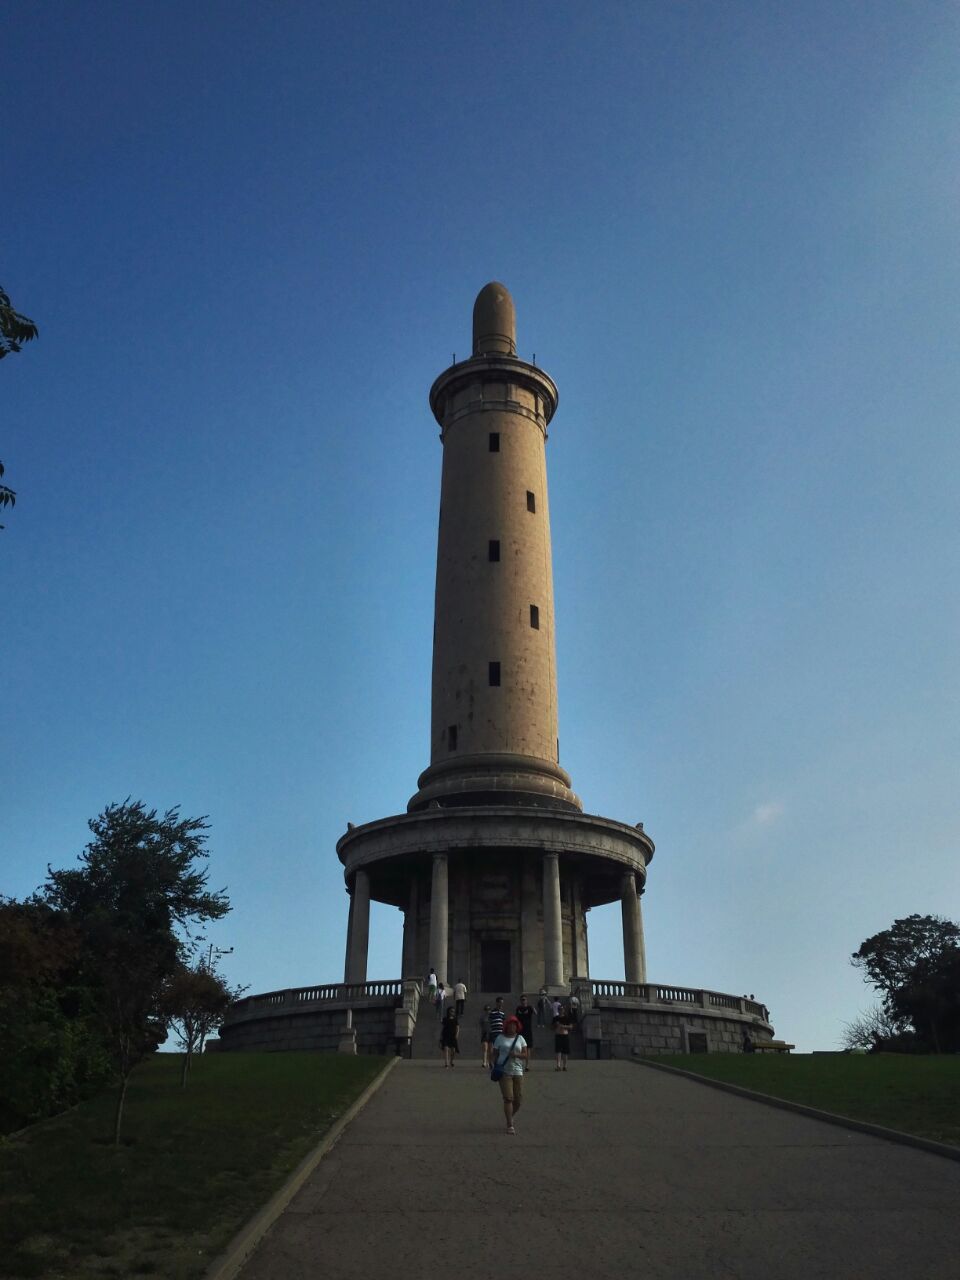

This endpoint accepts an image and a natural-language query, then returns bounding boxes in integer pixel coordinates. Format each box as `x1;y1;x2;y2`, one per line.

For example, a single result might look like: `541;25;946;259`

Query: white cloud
751;801;784;827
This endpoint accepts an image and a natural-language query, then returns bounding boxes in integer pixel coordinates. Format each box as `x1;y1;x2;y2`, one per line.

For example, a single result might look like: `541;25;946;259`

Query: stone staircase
410;992;585;1061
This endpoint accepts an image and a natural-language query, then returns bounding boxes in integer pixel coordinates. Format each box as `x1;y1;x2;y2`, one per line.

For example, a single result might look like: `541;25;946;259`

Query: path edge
631;1056;960;1163
205;1054;401;1280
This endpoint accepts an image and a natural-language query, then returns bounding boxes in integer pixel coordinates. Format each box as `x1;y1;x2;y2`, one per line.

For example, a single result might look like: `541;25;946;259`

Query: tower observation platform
218;284;776;1057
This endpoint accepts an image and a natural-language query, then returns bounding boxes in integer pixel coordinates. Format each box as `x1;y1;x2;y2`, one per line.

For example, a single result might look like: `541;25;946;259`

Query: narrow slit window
526;490;536;513
530;604;540;629
488;539;500;562
447;725;458;751
489;432;500;452
488;661;501;687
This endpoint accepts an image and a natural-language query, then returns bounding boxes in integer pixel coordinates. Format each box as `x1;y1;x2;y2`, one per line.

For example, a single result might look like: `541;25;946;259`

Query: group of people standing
476;993;575;1070
480;994;579;1133
426;968;582;1130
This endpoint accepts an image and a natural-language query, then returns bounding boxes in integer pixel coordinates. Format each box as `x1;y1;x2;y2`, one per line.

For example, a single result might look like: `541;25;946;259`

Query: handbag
490;1033;521;1082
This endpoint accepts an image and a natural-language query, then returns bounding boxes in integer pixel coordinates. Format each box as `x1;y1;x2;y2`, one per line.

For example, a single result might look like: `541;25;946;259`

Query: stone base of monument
214;978;774;1057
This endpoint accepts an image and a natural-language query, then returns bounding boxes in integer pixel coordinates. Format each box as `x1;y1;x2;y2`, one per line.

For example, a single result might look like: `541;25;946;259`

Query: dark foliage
2;798;234;1134
0;287;38;357
15;800;235;1141
160;961;244;1087
851;914;960;1052
0;285;37;527
0;898;111;1132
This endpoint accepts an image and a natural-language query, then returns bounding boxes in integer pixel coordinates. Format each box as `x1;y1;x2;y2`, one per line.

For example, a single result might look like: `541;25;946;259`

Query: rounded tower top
472;281;517;356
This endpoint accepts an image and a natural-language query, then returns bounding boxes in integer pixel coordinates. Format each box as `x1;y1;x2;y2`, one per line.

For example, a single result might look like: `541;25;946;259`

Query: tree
840;1003;908;1053
0;287;38;357
0;896;111;1132
852;915;960;1000
1;285;37;527
889;947;960;1054
851;914;960;1054
160;961;243;1087
44;800;230;1143
0;461;14;528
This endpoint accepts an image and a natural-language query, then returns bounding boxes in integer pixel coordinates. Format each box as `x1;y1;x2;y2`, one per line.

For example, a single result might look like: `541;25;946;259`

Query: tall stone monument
218;283;776;1057
337;283;652;993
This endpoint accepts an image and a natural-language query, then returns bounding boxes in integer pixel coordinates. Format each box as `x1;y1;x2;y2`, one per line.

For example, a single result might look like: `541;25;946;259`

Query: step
410;993;584;1060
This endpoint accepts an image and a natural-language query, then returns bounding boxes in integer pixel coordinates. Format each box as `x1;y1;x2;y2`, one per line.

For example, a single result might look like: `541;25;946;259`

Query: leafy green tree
0;287;38;358
0;461;14;528
852;915;960;999
0;897;110;1132
44;800;230;1142
160;961;243;1087
852;914;960;1053
890;947;960;1054
0;284;37;526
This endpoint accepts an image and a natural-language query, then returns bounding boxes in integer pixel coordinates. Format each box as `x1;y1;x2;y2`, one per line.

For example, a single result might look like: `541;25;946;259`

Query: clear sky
3;2;958;1052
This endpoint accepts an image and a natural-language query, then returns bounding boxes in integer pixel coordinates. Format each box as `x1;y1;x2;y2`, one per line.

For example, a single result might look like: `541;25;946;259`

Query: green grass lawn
0;1051;388;1279
648;1053;960;1147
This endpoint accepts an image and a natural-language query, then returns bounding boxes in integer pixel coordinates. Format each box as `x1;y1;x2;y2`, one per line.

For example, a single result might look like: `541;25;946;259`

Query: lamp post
204;943;233;971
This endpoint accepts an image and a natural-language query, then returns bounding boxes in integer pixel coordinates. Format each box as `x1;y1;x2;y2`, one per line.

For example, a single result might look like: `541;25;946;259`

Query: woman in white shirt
491;1015;528;1135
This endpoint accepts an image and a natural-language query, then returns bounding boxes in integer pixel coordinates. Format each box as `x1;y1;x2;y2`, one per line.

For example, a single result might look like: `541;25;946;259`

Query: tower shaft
409;283;579;812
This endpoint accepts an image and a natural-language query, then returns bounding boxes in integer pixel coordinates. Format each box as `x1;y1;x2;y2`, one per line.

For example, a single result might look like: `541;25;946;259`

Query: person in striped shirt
487;996;505;1049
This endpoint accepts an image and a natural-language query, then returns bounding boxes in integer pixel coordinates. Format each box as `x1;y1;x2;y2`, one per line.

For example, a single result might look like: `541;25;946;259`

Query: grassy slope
0;1052;386;1280
649;1053;960;1146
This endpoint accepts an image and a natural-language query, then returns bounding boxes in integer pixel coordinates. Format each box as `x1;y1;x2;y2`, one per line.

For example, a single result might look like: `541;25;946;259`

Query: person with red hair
490;1014;528;1135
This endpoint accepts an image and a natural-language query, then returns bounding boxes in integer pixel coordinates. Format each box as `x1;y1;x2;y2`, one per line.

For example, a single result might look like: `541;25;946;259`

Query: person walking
515;994;535;1067
491;1014;527;1135
569;989;581;1022
551;996;563;1021
426;967;438;1004
488;996;505;1041
479;1004;492;1067
435;982;446;1020
536;988;549;1028
454;978;467;1018
440;1007;459;1067
553;1003;572;1071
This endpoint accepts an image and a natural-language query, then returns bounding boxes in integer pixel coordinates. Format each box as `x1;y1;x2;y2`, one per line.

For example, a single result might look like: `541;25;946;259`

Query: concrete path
239;1059;960;1279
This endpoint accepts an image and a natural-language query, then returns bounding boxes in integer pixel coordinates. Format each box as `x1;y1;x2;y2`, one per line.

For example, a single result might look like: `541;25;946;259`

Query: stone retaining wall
582;1002;773;1057
217;1004;397;1054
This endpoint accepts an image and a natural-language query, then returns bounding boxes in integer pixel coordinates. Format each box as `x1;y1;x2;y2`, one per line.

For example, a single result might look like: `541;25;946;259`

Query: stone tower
337;283;653;993
409;282;578;814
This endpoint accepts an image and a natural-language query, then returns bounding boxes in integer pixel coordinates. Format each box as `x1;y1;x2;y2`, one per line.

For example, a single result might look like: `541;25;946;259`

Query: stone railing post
338;1006;357;1054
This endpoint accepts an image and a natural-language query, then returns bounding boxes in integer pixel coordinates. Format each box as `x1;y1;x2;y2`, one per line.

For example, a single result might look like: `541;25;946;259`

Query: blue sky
3;2;958;1051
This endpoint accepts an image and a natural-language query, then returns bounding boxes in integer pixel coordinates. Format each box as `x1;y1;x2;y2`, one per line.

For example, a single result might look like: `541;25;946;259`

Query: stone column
342;889;355;984
637;892;647;985
345;869;370;985
621;870;645;984
428;853;449;983
401;874;419;980
543;852;564;988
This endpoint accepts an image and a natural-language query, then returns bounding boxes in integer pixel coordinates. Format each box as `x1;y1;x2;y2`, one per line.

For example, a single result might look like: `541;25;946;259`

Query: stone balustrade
583;980;770;1022
216;975;771;1056
227;979;403;1023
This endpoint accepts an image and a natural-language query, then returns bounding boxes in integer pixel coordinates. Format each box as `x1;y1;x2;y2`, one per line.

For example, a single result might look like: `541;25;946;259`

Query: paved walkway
239;1059;960;1279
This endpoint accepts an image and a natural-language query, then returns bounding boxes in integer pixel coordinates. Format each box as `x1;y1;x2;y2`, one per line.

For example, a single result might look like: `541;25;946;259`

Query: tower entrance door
480;940;511;992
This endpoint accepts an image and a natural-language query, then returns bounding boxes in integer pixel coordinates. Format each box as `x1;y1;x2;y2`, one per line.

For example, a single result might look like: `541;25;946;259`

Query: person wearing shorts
491;1015;527;1135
